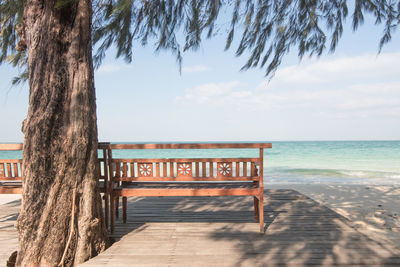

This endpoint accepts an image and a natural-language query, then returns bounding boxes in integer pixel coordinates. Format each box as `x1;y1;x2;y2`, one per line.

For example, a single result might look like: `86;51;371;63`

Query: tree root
58;186;77;267
6;251;17;267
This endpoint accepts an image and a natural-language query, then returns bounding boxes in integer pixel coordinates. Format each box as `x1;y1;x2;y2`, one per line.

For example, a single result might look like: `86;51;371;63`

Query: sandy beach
269;184;400;248
0;194;21;206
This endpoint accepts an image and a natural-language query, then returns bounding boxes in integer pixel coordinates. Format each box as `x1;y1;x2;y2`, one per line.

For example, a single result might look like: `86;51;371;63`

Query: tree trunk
16;1;108;266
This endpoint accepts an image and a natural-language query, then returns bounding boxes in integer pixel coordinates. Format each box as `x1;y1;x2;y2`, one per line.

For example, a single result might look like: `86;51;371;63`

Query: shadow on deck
80;189;400;266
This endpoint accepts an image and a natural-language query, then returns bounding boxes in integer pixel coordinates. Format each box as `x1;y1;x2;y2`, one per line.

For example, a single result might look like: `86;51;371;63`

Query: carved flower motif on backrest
138;163;153;177
177;163;192;177
217;162;232;177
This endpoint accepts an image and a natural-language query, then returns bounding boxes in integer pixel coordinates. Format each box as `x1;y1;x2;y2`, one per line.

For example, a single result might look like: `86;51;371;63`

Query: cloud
270;52;400;87
179;81;246;104
96;64;122;73
177;52;400;119
182;65;211;73
262;82;400;114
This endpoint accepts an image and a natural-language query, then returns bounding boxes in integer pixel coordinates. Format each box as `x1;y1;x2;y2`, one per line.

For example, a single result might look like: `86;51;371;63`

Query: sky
0;12;399;142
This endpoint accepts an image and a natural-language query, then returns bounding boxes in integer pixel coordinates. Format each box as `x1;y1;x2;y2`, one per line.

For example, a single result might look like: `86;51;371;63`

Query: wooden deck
2;189;400;266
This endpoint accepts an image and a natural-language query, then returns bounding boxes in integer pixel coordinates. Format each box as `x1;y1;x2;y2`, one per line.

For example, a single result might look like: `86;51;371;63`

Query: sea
1;141;399;185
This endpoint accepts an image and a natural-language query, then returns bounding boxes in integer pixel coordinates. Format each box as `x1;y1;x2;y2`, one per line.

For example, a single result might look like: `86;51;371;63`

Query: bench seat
0;182;22;194
114;182;261;197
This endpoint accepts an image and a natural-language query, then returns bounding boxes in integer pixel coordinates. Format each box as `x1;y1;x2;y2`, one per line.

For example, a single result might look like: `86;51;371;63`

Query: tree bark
16;1;108;266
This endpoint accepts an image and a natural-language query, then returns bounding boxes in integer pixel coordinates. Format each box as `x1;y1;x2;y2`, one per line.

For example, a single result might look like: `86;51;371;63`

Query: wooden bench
106;143;271;233
0;144;23;194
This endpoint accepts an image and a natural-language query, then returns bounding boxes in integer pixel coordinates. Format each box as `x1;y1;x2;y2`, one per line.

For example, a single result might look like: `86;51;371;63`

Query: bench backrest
0;159;22;180
0;142;271;187
0;144;23;182
103;143;271;184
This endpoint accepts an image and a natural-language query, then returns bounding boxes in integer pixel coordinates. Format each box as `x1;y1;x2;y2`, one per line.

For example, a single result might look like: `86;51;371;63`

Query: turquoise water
2;141;399;184
264;141;400;184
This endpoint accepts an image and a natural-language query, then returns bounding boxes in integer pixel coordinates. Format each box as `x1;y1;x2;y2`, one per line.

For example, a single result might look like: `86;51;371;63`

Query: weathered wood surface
0;144;23;150
86;189;400;266
104;143;272;150
2;189;400;266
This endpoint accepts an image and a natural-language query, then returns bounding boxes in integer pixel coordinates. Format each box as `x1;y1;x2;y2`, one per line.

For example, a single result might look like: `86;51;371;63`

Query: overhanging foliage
1;0;399;83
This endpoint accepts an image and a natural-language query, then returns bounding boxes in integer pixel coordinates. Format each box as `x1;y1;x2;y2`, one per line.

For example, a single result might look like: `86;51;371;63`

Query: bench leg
122;196;127;223
104;193;109;230
115;196;119;218
110;196;115;233
259;194;264;233
253;197;259;222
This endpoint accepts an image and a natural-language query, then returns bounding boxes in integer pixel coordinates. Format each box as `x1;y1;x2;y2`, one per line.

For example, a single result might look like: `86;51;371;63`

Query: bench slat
130;162;135;177
0;163;4;178
0;185;22;194
0;159;22;163
111;158;260;163
108;143;271;149
6;163;11;177
201;162;206;178
122;162;127;177
115;163;120;178
168;162;172;177
195;162;199;177
251;162;257;176
114;187;260;197
115;175;259;182
163;162;166;177
0;177;22;181
155;163;160;177
0;144;23;150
